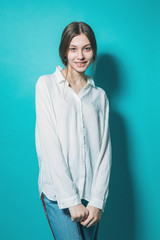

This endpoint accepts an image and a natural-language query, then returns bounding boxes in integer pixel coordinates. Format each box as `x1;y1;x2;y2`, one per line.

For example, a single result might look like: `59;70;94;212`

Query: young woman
35;21;112;240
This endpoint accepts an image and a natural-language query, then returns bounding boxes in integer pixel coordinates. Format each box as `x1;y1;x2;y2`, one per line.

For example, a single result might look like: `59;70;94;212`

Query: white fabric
35;65;112;212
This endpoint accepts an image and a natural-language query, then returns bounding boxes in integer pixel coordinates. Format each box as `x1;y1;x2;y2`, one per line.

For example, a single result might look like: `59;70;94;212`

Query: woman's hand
80;205;102;228
69;204;89;223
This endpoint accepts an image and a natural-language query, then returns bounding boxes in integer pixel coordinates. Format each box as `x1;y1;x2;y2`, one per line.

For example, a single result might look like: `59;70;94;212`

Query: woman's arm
87;92;112;212
35;78;81;209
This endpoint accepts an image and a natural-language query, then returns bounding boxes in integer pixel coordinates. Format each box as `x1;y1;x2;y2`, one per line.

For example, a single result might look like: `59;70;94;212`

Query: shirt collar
55;65;95;87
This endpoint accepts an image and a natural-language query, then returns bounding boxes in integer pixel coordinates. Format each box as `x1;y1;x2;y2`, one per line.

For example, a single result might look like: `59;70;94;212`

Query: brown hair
59;21;97;68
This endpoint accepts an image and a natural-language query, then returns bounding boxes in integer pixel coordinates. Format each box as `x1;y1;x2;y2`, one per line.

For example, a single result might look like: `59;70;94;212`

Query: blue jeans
41;193;100;240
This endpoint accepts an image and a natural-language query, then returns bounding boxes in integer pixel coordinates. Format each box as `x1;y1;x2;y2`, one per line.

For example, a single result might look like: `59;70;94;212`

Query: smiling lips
75;61;87;67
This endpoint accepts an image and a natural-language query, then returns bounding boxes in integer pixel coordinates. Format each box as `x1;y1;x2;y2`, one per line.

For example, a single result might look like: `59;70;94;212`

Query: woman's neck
61;65;87;86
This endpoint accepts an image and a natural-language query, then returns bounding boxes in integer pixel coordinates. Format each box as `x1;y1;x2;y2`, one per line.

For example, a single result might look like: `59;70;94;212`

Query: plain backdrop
0;0;160;239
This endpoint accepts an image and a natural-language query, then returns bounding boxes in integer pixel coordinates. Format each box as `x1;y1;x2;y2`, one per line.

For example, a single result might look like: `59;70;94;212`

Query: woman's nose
77;50;84;59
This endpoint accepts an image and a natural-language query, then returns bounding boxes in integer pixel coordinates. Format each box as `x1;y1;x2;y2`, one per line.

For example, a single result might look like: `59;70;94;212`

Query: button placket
77;98;86;194
67;90;86;196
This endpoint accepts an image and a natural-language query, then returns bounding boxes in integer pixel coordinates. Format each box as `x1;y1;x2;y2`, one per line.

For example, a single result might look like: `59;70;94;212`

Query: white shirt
35;65;112;212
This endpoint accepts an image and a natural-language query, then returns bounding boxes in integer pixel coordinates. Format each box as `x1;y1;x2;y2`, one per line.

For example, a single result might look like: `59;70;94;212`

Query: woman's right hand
69;204;89;222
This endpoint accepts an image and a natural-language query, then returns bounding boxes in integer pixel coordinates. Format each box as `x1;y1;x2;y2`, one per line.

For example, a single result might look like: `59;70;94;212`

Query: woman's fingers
80;205;102;228
69;204;89;222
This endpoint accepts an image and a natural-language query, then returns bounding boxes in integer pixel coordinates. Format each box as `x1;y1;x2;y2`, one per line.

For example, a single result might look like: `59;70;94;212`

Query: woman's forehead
70;34;90;46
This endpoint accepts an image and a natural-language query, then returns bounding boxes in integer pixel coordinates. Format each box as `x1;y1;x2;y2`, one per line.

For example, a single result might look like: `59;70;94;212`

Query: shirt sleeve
87;92;112;212
35;78;81;209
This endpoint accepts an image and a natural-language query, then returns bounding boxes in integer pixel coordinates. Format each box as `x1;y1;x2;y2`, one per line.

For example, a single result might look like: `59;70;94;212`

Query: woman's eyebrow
69;44;91;47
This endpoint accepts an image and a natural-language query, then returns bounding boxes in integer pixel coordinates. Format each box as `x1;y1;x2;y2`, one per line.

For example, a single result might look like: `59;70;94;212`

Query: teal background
0;0;159;239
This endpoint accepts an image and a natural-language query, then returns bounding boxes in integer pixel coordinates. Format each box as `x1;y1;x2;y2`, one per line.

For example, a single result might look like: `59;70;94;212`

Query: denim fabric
41;193;99;240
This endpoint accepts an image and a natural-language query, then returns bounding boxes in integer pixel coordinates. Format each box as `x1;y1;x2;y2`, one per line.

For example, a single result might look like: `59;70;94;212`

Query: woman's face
66;33;94;73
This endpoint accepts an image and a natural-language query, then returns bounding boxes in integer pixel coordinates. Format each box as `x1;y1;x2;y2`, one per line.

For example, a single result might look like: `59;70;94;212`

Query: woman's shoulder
86;75;107;95
91;81;109;102
35;67;60;90
36;73;55;87
96;86;107;96
36;65;65;88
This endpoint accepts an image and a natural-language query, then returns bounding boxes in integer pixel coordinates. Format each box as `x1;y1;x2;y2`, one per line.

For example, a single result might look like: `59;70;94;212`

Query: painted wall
0;0;159;239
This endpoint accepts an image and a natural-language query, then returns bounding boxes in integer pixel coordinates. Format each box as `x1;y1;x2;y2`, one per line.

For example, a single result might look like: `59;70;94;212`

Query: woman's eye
85;47;91;51
70;48;76;51
69;47;91;52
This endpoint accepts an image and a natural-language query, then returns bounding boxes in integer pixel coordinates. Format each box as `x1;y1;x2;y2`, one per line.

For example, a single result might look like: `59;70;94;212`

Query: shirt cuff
87;197;107;213
57;194;81;209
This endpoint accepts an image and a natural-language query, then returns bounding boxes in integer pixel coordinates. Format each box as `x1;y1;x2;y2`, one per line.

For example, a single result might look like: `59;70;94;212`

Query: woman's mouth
75;62;87;67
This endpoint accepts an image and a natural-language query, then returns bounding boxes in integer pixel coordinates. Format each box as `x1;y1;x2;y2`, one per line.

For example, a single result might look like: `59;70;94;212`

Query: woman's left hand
80;205;102;228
